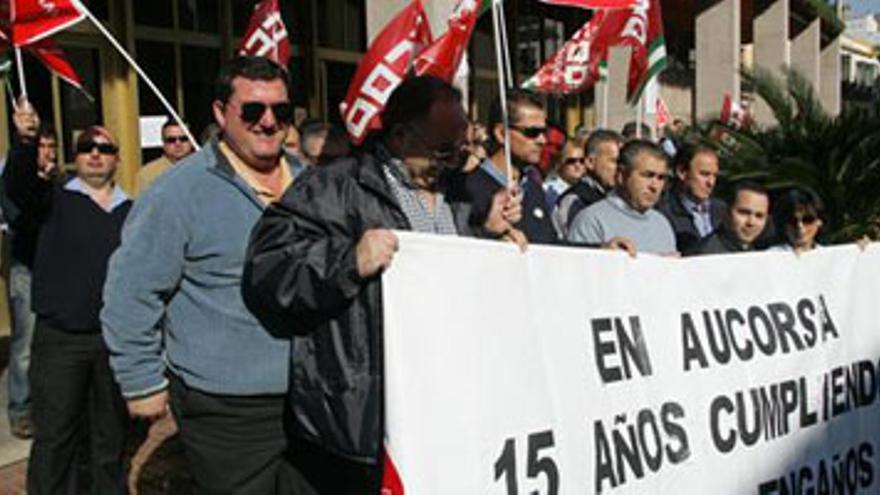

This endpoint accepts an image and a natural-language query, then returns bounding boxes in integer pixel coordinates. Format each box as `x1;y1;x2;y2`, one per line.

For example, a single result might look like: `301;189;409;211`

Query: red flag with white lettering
536;0;639;9
238;0;290;67
9;0;84;46
29;37;83;90
340;0;432;144
720;92;748;128
522;12;605;94
655;94;671;130
413;0;480;83
0;0;84;92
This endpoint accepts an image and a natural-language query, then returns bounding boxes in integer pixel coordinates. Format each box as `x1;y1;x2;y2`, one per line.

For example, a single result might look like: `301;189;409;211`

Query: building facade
0;0;847;193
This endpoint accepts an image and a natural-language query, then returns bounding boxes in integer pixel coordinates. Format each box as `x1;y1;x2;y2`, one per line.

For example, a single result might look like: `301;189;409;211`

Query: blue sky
849;0;880;16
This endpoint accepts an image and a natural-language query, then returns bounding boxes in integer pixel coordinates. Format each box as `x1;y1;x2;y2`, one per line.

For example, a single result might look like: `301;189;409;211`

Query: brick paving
0;416;192;494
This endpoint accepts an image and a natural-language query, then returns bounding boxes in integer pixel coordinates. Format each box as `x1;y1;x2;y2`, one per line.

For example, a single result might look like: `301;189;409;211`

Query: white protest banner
382;233;880;494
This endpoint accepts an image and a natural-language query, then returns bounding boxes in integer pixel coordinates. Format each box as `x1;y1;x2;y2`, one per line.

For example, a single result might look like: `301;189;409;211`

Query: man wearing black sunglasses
4;102;132;494
102;56;305;494
133;119;194;197
464;90;560;245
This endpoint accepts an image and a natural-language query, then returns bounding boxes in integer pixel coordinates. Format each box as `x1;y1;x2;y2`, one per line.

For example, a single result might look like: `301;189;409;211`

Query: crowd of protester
0;55;837;493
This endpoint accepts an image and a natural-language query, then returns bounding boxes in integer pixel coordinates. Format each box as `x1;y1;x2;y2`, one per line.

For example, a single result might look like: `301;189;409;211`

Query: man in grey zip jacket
102;56;306;494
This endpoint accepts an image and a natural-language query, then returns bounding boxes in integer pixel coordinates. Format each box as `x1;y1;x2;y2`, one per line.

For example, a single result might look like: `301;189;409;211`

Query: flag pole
491;0;514;191
6;78;20;112
72;0;199;149
635;93;643;139
14;47;27;102
602;78;609;128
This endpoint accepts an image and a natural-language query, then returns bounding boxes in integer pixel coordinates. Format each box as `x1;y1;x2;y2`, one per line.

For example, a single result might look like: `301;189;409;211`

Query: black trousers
27;319;129;495
286;440;381;495
168;374;308;494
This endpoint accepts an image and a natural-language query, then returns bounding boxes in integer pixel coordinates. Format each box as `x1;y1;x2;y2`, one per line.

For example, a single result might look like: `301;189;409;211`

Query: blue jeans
7;260;35;420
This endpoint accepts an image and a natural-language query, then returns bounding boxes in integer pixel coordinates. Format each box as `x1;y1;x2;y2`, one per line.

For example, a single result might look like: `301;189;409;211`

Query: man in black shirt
689;181;769;256
3;102;131;495
553;129;623;237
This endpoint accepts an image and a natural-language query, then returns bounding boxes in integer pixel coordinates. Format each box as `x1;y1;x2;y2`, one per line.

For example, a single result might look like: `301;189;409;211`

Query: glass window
323;61;357;125
181;45;222;140
83;0;109;20
180;0;221;33
59;47;102;163
135;41;178;117
133;0;173;28
318;0;364;51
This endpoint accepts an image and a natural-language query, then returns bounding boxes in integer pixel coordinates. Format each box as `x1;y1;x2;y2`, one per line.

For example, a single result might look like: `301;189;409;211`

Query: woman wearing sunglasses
543;139;587;211
770;188;825;254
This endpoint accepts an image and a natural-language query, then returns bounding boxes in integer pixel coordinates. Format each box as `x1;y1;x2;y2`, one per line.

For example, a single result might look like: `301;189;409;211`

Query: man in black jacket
464;90;559;244
689;181;769;256
3;102;131;494
658;143;727;253
242;76;522;493
553;129;622;237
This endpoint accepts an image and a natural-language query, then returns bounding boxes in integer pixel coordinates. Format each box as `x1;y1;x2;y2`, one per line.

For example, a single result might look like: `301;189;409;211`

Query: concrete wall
695;0;741;120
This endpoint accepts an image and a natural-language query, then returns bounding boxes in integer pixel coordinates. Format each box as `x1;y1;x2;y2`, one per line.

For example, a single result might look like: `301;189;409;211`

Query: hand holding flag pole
13;45;24;100
491;0;514;191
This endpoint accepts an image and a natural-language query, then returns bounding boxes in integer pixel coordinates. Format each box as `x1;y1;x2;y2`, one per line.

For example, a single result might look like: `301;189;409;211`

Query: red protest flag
340;0;432;144
522;12;606;94
555;0;666;102
413;0;480;83
720;92;749;129
28;37;83;91
0;0;84;93
536;0;639;9
238;0;291;67
655;94;671;130
9;0;84;46
615;0;667;102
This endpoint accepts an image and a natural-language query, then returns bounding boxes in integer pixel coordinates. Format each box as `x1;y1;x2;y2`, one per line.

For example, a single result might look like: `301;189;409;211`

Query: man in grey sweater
101;56;305;493
567;140;676;255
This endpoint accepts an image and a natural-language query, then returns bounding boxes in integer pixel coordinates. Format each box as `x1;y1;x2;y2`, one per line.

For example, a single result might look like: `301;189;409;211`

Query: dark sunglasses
76;141;118;155
163;135;189;144
789;214;818;226
239;101;294;125
510;125;548;139
564;157;586;165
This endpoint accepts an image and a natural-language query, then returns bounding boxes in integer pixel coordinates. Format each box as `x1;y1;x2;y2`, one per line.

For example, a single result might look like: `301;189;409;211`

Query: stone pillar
820;37;842;116
695;0;741;120
103;0;141;195
752;0;789;125
606;45;633;133
791;19;821;92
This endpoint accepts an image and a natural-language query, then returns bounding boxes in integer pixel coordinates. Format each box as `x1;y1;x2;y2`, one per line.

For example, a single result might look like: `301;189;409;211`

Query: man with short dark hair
465;90;558;244
689;181;770;255
0;122;61;440
102;56;304;493
554;129;622;236
298;119;328;166
4;101;132;494
242;75;523;494
567;139;676;254
658;143;727;253
133;119;194;196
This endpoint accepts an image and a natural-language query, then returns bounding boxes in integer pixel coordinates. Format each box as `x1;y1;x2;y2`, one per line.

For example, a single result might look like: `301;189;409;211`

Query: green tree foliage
695;67;880;242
